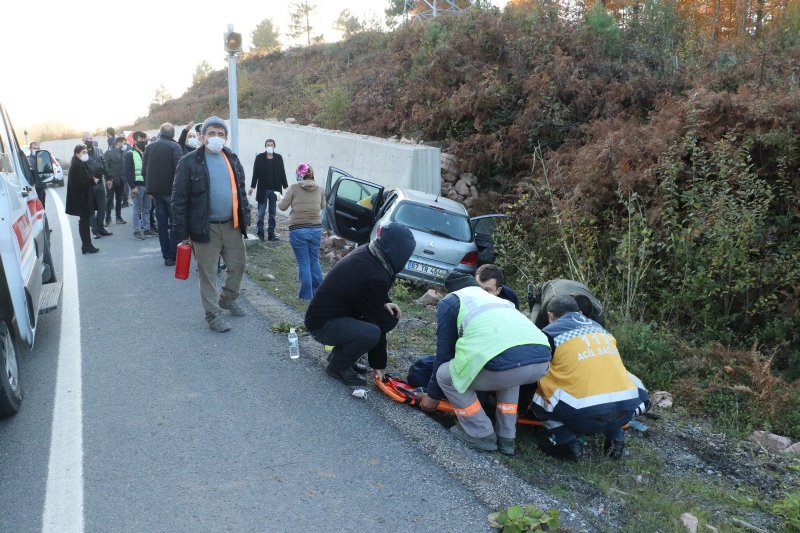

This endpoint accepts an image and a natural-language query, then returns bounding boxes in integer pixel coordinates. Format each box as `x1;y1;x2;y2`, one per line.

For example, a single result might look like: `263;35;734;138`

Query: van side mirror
36;150;54;177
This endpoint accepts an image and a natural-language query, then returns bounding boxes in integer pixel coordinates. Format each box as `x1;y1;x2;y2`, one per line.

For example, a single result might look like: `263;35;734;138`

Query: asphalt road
0;186;492;533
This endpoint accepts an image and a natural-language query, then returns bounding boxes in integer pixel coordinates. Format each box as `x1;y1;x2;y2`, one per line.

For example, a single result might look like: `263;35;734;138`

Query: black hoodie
305;223;415;335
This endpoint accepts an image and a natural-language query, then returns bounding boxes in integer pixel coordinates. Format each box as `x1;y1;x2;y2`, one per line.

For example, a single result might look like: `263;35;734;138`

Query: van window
0;121;20;186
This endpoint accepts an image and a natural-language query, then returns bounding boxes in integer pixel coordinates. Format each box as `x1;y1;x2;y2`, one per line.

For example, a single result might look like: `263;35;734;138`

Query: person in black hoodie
305;223;415;386
248;138;288;242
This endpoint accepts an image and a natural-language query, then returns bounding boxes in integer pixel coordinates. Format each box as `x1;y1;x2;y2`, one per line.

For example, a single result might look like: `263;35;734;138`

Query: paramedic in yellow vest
124;130;154;240
420;271;551;456
530;295;650;461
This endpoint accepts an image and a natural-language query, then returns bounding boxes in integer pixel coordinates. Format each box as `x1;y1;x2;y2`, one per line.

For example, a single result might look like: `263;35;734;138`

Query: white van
0;102;60;416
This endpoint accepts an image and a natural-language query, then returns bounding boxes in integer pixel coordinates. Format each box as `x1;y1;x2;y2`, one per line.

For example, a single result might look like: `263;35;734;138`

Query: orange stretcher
374;374;545;426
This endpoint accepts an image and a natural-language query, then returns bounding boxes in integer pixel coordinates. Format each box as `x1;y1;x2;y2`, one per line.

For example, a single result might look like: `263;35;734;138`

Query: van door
0;105;42;344
324;167;384;245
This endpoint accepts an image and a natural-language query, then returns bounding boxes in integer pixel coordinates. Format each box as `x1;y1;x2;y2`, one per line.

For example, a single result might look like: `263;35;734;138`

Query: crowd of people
57;116;649;461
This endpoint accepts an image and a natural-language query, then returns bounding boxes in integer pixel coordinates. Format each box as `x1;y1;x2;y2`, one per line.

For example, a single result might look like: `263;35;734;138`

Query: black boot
603;438;625;460
325;364;367;386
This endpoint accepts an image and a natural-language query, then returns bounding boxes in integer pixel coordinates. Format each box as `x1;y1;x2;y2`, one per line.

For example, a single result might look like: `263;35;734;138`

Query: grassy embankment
245;238;799;533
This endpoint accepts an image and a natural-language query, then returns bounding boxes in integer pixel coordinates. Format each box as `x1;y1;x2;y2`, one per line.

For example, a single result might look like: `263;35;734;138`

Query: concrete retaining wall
40;119;441;195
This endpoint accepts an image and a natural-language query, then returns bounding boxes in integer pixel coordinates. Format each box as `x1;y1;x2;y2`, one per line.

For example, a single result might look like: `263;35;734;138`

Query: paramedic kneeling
420;271;551;456
529;295;650;461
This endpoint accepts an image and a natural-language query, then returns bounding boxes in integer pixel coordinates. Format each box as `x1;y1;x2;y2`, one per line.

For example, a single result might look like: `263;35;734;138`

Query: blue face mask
206;136;225;153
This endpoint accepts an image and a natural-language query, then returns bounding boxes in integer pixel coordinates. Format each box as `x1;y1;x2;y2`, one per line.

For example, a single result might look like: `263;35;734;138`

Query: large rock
443;170;460;183
323;251;337;262
469;185;479;199
751;431;793;452
415;289;442;306
460;172;476;186
454;179;470;197
331;237;348;248
783;442;800;455
680;513;698;533
284;117;297;124
651;391;673;408
440;152;458;173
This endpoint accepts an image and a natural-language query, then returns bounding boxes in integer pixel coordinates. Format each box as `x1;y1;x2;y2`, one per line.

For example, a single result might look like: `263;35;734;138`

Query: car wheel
0;321;23;417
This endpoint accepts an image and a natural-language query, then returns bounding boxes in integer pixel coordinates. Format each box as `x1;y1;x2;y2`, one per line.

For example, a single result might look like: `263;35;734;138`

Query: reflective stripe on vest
132;150;144;182
449;286;550;394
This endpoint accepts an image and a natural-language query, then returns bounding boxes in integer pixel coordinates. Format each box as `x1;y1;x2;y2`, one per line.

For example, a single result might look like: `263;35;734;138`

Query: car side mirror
36;150;55;177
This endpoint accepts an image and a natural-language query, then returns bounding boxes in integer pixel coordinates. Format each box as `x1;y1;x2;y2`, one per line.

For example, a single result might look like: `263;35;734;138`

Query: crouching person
529;295;650;461
419;272;551;456
305;223;415;387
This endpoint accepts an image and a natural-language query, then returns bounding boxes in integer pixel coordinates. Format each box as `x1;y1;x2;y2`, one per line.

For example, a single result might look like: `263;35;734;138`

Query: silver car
324;167;503;286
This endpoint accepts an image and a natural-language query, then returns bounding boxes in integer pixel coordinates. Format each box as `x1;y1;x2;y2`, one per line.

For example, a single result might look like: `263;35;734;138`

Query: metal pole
227;24;239;155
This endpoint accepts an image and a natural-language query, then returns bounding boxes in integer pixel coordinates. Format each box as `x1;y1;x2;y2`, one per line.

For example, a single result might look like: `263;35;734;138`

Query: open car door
324;167;384;245
470;214;506;266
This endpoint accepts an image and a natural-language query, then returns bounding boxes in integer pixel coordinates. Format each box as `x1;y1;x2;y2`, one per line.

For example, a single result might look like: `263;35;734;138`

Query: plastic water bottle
288;328;299;359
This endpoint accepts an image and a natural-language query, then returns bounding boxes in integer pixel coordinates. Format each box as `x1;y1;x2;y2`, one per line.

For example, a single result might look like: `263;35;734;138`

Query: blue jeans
131;185;151;231
530;403;630;445
256;190;277;237
289;227;322;300
152;194;177;260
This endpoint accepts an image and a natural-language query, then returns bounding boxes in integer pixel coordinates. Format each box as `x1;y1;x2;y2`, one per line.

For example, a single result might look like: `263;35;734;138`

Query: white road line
42;193;84;533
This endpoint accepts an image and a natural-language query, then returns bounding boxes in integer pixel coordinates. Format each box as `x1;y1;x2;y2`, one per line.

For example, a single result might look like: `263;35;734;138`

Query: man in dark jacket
144;123;183;266
26;142;46;207
103;136;127;226
475;264;520;309
305;223;415;386
172;116;250;333
248;138;288;242
82;132;113;239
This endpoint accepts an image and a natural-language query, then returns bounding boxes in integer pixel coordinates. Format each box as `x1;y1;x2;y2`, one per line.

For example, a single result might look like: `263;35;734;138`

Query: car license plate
406;260;447;279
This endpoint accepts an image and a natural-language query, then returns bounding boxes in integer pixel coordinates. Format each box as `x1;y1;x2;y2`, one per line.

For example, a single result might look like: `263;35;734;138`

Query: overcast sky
4;0;508;136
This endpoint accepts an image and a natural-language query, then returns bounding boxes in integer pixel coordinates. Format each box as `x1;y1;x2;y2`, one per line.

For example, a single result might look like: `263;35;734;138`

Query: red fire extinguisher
175;240;192;280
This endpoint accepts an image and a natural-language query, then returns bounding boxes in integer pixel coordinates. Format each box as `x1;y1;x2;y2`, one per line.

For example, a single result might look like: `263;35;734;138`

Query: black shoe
104;220;111;227
268;234;279;241
325;364;367;386
164;258;176;266
98;229;113;236
544;440;584;461
603;439;625;460
92;231;101;238
82;246;99;254
116;218;127;224
257;233;265;243
352;362;369;374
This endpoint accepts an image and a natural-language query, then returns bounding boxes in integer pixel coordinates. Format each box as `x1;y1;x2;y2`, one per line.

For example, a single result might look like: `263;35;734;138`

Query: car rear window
393;202;472;242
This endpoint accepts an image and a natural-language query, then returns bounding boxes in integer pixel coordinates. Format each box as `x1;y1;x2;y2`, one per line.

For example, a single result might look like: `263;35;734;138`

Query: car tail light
376;225;382;237
459;251;478;266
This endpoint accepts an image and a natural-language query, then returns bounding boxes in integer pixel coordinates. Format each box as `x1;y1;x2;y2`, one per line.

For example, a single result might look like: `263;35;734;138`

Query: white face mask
79;153;89;162
265;146;274;155
205;136;225;153
186;137;200;148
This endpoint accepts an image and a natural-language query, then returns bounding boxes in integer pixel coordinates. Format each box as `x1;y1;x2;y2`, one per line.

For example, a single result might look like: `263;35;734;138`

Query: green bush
487;504;560;532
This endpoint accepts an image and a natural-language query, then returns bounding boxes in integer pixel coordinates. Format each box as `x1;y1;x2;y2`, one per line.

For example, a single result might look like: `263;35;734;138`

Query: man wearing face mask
26;142;47;207
124;131;155;240
248;138;288;242
82;132;113;239
177;121;202;155
171;116;250;333
103;136;127;226
143;123;183;266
